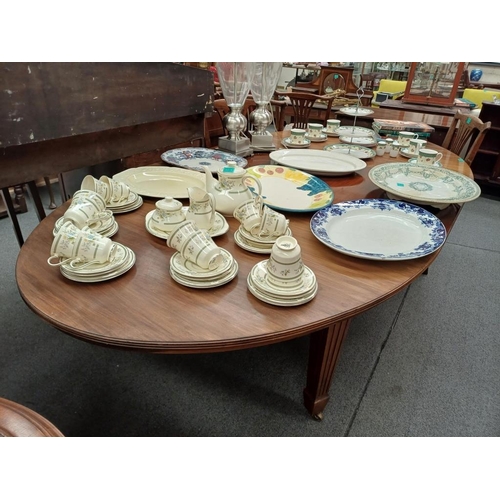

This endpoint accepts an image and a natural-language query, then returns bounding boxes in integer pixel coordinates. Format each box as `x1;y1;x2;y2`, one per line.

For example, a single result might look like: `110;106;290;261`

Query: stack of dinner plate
233;225;293;254
107;191;143;214
169;249;238;288
59;243;136;283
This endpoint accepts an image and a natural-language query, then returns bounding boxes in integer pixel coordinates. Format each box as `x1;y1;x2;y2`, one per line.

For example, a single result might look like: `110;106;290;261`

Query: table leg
303;318;351;420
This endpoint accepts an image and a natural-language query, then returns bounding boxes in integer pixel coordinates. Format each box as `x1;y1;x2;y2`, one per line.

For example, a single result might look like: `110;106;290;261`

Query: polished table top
15;131;474;418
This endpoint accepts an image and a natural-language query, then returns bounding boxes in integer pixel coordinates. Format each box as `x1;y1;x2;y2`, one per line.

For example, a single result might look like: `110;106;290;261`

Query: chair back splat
441;110;491;165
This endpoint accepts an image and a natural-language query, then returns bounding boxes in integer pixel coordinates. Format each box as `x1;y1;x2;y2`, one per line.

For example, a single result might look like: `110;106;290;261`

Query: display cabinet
403;62;465;106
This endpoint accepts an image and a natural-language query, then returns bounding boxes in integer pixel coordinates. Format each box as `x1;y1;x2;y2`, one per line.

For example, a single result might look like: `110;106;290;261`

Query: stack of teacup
166;220;238;288
81;175;143;213
55;189;118;238
247;235;318;306
48;220;136;282
233;196;292;254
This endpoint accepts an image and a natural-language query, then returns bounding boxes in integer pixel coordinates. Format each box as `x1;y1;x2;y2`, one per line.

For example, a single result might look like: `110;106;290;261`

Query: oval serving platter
269;149;366;176
113;166;205;199
310;199;447;261
245;165;334;212
369;162;481;204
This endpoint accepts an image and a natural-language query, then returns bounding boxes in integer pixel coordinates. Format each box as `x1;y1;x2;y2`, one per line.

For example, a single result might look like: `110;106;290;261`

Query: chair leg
26;181;46;222
1;187;24;247
44;176;57;209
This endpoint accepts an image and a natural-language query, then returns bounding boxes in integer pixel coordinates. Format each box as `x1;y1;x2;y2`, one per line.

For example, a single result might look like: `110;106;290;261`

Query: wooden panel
0;62;213;148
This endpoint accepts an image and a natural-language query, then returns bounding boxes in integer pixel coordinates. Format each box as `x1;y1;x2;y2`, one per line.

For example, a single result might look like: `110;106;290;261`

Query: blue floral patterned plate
310;199;446;260
245;165;334;212
161;148;247;173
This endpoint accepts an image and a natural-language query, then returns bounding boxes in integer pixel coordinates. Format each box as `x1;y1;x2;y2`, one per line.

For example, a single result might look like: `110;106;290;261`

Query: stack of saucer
53;215;119;238
169;248;238;288
59;243;136;283
107;191;143;214
247;260;318;306
234;225;293;254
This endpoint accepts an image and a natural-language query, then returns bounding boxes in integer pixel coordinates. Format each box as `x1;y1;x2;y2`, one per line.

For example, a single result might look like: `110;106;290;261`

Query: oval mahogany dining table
15;131;474;420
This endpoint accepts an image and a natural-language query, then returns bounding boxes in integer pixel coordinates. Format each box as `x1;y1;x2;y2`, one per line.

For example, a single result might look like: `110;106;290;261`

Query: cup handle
47;255;74;267
436;153;443;163
244;174;262;198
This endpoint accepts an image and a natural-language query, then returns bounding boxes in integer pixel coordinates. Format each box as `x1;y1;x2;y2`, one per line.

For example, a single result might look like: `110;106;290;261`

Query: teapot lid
218;161;244;176
156;196;182;211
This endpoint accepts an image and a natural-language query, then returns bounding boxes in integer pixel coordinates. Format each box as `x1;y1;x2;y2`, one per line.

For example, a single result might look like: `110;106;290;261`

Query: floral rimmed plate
323;144;376;159
339;135;378;147
335;126;374;137
339;106;374;117
310;199;447;261
369;163;481;204
160;148;247;173
245;165;334;212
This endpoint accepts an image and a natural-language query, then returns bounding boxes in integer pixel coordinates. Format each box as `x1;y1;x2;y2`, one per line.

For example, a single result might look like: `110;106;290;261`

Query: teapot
151;196;186;232
185;187;216;230
203;161;262;216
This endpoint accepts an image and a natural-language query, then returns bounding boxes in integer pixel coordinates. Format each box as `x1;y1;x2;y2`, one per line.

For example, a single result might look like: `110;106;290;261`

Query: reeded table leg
303;318;351;419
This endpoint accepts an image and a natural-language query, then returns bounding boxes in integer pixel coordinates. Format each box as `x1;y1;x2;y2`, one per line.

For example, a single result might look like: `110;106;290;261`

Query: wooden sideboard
0;62;213;245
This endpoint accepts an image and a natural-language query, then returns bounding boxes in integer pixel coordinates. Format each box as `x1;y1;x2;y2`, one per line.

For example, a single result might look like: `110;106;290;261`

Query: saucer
53;216;117;237
399;147;418;159
323;129;340;137
170;248;234;280
408;158;443;168
234;229;273;254
108;192;144;213
305;133;327;143
145;209;229;239
247;261;318;306
59;243;136;282
238;225;292;245
281;138;311;149
170;260;238;288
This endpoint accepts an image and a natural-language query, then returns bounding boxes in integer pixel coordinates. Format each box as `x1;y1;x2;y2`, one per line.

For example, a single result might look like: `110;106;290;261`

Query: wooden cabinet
471;102;500;187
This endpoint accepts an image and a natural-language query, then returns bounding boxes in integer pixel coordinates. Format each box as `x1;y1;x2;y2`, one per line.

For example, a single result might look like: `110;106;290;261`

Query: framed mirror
403;62;465;106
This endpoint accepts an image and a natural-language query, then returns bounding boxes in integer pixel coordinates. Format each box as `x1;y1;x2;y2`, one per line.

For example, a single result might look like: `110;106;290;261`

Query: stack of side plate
107;191;143;214
234;226;293;254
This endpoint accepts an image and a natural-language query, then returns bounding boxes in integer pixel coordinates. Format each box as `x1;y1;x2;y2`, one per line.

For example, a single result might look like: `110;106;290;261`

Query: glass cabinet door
403;62;465;106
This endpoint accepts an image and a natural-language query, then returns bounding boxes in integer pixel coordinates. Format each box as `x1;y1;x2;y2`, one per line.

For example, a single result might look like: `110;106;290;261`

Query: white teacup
233;197;263;233
63;200;114;231
266;235;304;289
417;148;443;167
81;175;111;203
307;123;323;138
326;119;341;133
48;221;116;268
398;131;419;147
100;176;131;203
408;138;427;155
71;190;107;212
167;221;222;270
289;128;307;145
254;206;289;240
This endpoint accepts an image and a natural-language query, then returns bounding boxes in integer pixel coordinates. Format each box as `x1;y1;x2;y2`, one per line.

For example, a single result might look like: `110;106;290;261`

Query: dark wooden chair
441;110;491;165
275;91;335;129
